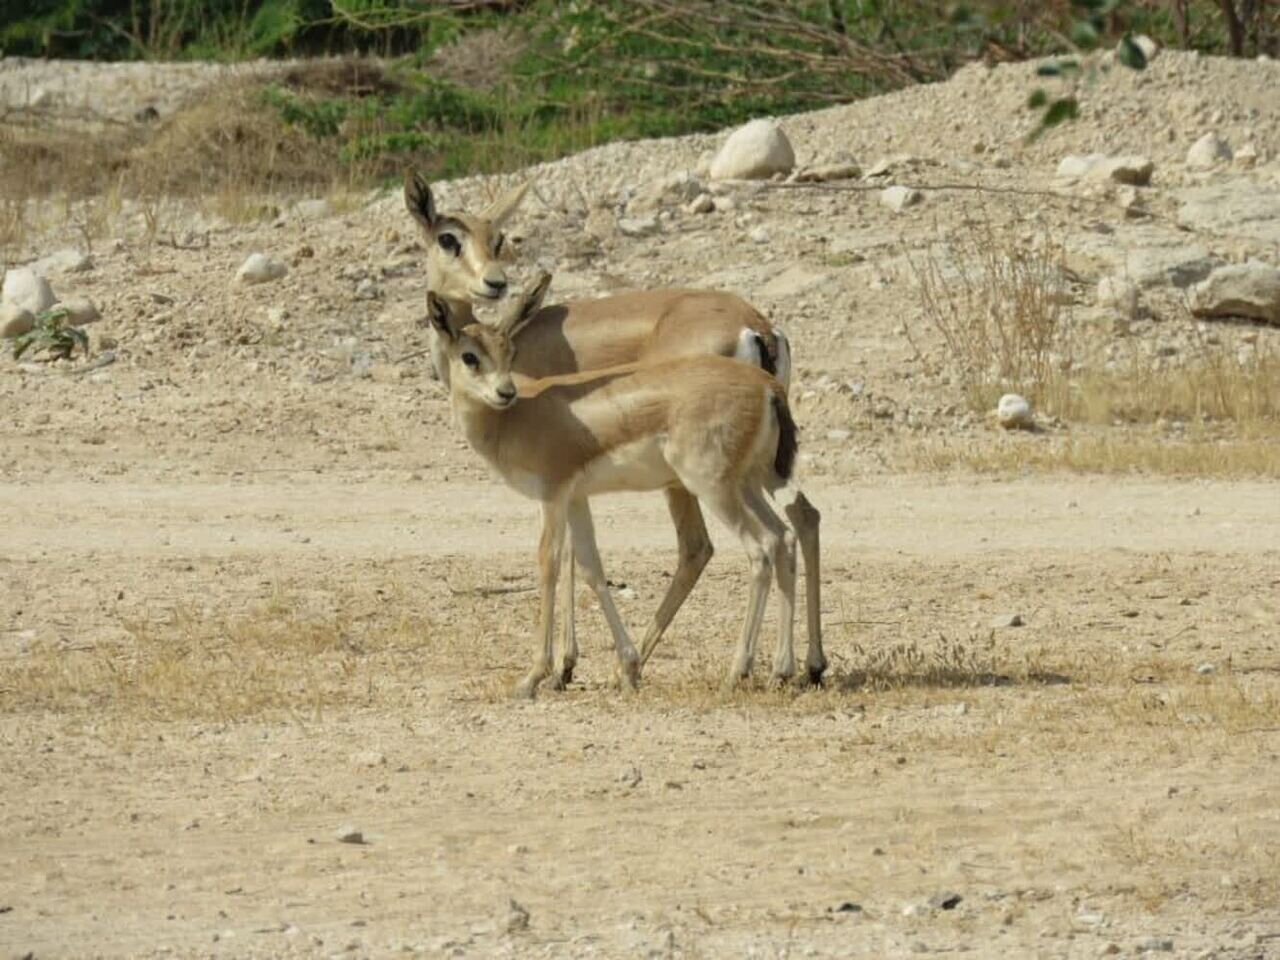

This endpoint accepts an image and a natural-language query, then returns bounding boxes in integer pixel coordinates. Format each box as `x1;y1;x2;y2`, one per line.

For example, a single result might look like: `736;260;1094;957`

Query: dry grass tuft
0;593;441;722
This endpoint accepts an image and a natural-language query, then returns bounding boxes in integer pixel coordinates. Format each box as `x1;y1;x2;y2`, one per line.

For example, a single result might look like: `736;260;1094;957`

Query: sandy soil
2;473;1279;959
2;47;1280;960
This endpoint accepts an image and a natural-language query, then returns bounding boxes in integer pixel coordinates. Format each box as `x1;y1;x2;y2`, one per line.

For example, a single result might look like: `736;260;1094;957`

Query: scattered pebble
1186;132;1232;169
236;253;288;285
2;268;56;313
881;185;923;212
335;825;365;845
996;393;1033;430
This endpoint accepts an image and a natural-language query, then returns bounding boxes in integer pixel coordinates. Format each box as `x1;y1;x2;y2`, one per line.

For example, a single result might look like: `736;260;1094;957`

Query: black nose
485;277;507;293
498;386;516;401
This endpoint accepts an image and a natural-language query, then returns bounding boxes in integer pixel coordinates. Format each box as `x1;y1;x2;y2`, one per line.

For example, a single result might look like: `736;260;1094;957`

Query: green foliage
12;308;90;362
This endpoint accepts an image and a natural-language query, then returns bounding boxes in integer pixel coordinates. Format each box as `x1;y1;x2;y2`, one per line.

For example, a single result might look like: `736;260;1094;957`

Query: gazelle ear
502;272;551;339
480;180;531;227
404;170;437;231
426;292;456;340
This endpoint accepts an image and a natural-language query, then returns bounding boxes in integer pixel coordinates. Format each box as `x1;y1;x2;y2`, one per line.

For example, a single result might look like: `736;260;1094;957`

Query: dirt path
2;475;1278;959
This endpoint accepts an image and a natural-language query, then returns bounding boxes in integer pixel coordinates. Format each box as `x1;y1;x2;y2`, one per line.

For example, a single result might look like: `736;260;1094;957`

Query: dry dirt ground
2;49;1280;959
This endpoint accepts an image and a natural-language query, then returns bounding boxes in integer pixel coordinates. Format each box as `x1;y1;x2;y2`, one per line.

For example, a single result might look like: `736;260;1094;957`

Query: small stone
834;901;862;913
1234;143;1258;168
619;765;643;788
1137;937;1174;953
236;253;288;285
996;393;1033;429
686;193;715;214
794;161;861;182
1097;156;1154;186
354;278;383;300
991;613;1024;628
709;119;795;180
826;429;852;441
617;216;659;238
507;843;529;855
1125;34;1159;61
58;296;100;326
1057;154;1106;179
1196;662;1216;676
712;195;737;213
505;898;530;934
1100;945;1121;957
881;185;923;213
352;750;386;768
1186;133;1232;170
2;268;56;313
928;892;963;911
0;303;34;339
748;226;771;244
335;825;365;844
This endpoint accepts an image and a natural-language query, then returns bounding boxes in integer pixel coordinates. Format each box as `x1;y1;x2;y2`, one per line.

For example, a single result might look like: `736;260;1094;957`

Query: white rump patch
734;328;764;368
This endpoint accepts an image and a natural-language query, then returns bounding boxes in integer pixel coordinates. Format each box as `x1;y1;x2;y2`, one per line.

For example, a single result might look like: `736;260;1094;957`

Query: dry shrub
0;596;438;722
908;217;1073;411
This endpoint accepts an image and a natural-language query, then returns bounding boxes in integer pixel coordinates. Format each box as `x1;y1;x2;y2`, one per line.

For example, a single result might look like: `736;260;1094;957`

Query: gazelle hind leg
699;488;774;688
779;488;825;684
566;500;642;692
743;486;796;686
552;544;578;689
514;499;567;700
638;486;714;667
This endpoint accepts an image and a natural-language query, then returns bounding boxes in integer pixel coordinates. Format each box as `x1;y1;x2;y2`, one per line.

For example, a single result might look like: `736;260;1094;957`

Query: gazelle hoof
511;678;539;700
803;663;828;687
767;671;794;690
555;662;576;687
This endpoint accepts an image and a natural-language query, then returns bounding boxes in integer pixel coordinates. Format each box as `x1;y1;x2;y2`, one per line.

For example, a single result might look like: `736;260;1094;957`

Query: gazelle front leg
566;499;642;692
513;499;568;700
638;486;714;667
552;544;578;689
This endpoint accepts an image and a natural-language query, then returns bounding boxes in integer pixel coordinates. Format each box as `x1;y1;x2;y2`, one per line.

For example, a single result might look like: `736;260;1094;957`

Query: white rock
1234;143;1258;168
1191;262;1280;324
236;253;288;285
1186;133;1232;170
748;226;771;244
997;393;1033;429
686;193;715;215
881;185;922;212
0;303;34;339
1097;276;1140;319
709;119;795;181
1056;153;1106;179
617;216;659;238
57;296;100;325
2;268;56;313
1121;34;1159;61
354;278;383;300
30;248;93;276
335;825;364;844
712;195;737;213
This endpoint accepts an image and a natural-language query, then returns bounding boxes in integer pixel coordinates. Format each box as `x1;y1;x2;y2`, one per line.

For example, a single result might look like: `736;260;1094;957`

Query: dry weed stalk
908;218;1073;411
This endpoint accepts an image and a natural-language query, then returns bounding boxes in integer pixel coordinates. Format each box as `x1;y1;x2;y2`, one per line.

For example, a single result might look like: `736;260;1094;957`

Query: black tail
772;394;797;482
752;332;777;378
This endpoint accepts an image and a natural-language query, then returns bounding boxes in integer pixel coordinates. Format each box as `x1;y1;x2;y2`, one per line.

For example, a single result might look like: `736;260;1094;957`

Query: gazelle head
426;272;553;410
404;170;530;303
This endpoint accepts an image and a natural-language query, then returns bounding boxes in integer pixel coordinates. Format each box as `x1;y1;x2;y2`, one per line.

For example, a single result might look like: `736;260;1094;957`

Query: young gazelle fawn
429;276;814;698
406;173;824;688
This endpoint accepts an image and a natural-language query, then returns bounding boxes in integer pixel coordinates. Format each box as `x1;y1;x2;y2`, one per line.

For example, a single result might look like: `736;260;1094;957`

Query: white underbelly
577;437;677;496
500;466;546;500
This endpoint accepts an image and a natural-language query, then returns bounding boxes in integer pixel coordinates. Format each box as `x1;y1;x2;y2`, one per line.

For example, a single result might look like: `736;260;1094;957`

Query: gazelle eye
461;352;479;369
438;233;461;256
